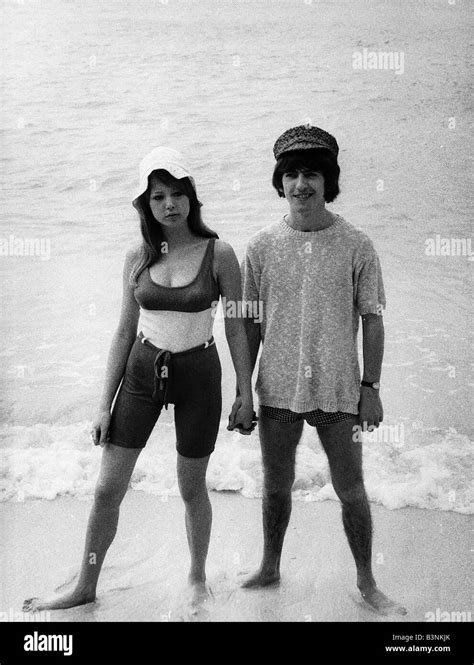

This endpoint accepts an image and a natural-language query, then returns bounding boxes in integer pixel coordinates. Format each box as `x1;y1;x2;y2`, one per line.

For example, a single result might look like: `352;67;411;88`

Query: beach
1;0;472;642
1;492;471;623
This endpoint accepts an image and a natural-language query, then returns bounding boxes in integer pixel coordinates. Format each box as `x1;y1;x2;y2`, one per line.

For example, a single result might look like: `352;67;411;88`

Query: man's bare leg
241;410;303;588
316;416;406;615
23;444;142;612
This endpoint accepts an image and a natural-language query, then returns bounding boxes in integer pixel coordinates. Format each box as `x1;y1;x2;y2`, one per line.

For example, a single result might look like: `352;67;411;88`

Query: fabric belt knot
137;332;215;409
153;349;172;408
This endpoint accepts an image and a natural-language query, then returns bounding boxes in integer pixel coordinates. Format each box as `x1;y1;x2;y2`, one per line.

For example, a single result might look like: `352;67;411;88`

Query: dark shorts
260;405;354;427
108;333;222;458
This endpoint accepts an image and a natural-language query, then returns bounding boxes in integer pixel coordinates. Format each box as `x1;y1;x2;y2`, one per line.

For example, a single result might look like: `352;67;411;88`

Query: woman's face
148;176;190;227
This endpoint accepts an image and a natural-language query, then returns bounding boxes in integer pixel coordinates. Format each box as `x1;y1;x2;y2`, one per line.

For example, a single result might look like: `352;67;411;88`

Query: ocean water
1;0;472;512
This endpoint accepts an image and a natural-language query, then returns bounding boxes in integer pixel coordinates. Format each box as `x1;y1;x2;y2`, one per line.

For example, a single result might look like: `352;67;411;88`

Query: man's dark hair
272;148;340;202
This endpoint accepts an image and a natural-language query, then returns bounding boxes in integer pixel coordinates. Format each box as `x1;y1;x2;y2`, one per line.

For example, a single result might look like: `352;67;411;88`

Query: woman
23;147;255;611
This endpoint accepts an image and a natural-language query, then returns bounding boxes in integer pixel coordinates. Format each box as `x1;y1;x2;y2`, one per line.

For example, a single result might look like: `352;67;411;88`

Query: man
230;124;406;615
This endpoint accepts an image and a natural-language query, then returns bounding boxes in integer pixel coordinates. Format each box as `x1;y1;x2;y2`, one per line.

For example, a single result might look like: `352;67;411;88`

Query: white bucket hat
132;147;196;208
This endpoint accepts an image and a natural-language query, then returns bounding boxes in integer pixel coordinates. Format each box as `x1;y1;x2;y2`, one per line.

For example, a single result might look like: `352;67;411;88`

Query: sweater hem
257;394;359;414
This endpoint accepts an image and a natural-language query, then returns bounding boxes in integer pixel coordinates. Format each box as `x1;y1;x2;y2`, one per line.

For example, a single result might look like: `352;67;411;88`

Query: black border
0;621;471;665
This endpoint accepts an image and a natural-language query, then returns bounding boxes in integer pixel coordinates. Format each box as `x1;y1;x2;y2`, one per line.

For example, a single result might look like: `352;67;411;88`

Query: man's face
281;169;326;213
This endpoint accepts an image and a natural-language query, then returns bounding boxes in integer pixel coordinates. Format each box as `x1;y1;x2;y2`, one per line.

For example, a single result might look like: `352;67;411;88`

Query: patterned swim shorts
260;405;354;427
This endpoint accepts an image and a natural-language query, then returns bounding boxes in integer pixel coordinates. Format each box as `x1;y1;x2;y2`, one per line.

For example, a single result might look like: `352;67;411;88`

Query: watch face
372;382;380;390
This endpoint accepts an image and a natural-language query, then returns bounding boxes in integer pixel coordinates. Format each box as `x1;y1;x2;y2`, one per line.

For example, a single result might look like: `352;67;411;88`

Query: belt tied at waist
137;331;215;409
153;348;172;407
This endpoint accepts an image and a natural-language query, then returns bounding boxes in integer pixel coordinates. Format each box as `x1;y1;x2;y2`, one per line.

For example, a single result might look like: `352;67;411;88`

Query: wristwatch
361;381;380;390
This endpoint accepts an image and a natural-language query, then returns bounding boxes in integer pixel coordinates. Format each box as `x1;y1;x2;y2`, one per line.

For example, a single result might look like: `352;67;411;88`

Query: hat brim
276;142;335;159
132;167;196;206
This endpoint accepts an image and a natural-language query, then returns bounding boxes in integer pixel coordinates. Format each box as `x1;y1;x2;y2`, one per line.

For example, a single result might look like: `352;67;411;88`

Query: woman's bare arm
214;240;254;430
97;247;140;412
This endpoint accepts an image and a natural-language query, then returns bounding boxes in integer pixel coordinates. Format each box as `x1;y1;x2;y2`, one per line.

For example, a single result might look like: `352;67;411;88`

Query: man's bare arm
361;312;384;382
359;312;384;429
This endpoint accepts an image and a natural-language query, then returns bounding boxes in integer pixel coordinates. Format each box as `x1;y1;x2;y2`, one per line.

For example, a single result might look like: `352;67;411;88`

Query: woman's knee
177;453;209;503
94;480;128;507
179;481;208;504
177;468;207;503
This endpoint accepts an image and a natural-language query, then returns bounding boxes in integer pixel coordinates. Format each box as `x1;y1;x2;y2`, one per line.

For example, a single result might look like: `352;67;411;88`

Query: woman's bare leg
23;444;142;611
177;453;212;602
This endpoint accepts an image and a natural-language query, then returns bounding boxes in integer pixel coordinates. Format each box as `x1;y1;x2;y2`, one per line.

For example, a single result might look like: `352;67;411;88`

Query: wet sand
1;492;471;622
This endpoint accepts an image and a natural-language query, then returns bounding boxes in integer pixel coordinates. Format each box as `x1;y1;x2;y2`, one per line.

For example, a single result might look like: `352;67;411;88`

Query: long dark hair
130;169;218;286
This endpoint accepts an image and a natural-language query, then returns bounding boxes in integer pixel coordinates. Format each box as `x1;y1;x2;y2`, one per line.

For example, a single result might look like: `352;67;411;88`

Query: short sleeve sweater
242;215;386;414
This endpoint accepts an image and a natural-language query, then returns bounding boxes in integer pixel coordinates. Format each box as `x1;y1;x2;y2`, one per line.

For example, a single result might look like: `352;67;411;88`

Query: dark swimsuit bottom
260;405;354;427
108;332;221;457
108;239;222;458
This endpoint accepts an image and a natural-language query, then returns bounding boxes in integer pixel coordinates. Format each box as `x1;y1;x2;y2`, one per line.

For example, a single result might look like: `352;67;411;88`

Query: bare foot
188;579;212;608
359;584;407;616
240;568;280;589
179;579;212;621
22;589;95;612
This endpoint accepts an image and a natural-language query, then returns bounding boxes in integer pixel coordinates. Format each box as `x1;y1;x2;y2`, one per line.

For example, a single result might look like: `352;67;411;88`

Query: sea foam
1;420;472;513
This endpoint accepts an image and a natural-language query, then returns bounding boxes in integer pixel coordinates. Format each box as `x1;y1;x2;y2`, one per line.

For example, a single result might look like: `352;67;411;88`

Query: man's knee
334;480;367;506
263;463;295;496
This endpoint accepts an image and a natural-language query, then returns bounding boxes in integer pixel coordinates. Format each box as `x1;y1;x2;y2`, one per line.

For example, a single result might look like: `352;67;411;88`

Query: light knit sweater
242;215;386;413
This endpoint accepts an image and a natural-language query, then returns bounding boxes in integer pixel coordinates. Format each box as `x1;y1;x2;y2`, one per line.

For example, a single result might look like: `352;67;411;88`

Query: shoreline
1;492;471;622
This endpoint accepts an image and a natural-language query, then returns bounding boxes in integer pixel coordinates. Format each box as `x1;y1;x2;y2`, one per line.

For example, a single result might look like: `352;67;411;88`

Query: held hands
227;396;257;435
90;410;112;447
358;386;383;431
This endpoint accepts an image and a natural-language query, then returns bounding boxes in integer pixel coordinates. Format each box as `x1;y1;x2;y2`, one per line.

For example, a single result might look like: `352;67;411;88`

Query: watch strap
361;380;380;389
